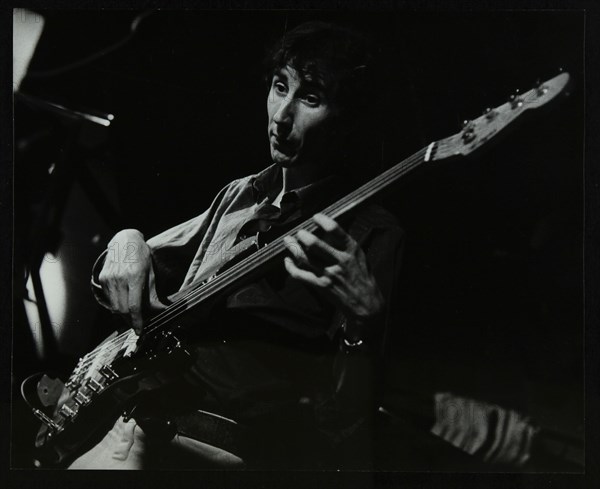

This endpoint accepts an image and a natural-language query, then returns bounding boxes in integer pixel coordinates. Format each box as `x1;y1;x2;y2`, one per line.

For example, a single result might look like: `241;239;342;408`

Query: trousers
67;416;245;470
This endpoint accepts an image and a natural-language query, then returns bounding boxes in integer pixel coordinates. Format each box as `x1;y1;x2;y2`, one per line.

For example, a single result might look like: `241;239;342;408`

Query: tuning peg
462;132;476;143
483;107;497;121
509;90;523;109
534;77;549;96
462;119;475;130
461;119;476;143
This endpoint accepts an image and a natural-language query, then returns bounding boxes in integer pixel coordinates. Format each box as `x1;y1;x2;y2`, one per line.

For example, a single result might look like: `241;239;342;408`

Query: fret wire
77;334;138;371
74;331;132;374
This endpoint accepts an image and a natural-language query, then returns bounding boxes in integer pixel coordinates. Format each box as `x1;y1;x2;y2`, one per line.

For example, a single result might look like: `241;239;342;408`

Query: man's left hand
283;213;384;340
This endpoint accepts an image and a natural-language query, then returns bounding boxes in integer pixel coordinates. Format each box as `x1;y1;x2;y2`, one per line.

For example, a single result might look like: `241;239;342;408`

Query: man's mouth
271;134;295;155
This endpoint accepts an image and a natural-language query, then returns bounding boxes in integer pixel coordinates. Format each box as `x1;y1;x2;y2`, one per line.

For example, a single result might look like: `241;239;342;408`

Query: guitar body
32;328;193;467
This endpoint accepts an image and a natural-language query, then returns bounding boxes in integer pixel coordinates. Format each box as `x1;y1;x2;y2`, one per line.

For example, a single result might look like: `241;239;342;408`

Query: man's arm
91;178;241;332
282;212;399;342
94;229;163;332
283;210;404;461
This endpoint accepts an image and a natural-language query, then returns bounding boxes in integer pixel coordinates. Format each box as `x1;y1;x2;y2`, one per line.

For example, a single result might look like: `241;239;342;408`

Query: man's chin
271;151;297;167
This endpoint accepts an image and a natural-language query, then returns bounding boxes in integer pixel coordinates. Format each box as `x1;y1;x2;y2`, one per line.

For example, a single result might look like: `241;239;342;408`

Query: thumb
148;266;168;311
128;282;144;334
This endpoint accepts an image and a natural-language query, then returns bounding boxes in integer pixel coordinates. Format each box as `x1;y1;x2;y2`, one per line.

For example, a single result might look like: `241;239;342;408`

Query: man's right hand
98;229;164;333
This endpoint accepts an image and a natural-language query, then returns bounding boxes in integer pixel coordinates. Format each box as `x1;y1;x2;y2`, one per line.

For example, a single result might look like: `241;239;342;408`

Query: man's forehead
276;65;332;91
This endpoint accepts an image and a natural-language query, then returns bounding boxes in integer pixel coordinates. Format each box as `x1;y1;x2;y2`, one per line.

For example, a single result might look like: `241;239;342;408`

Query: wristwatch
340;332;369;353
342;337;365;348
340;316;370;352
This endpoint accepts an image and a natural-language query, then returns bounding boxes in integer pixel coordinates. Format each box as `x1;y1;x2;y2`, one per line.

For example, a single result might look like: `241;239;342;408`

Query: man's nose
273;96;295;130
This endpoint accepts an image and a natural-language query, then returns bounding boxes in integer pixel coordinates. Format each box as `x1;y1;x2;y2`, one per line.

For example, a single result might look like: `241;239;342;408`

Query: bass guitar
22;72;572;467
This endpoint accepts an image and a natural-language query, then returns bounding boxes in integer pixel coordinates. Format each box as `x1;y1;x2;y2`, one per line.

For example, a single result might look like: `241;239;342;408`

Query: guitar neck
141;71;572;339
323;145;432;220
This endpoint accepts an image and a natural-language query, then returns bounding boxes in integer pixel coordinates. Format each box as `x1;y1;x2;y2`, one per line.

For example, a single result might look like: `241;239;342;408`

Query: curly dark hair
264;21;383;181
265;20;377;124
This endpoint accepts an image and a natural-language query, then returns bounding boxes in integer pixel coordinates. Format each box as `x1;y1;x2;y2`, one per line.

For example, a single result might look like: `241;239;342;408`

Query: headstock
429;72;571;162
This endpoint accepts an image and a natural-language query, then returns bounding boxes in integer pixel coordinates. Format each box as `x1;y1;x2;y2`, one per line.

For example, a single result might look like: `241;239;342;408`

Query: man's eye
274;81;287;94
304;94;321;106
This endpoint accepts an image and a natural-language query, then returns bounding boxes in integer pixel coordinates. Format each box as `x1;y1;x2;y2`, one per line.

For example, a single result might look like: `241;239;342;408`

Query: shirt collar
251;164;344;211
251;164;281;202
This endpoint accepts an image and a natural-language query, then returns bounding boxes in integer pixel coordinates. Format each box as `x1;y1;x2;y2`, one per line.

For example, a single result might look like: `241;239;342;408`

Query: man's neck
281;164;327;194
270;163;333;208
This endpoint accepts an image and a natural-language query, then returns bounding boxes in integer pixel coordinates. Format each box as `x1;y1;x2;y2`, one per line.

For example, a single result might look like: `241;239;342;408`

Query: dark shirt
92;164;404;467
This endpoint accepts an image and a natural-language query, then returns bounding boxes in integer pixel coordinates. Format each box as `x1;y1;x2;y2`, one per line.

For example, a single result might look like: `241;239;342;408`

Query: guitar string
75;336;135;368
69;332;130;372
140;146;429;337
71;334;133;374
75;146;429;368
141;86;546;336
57;84;562;393
76;89;545;366
71;86;554;380
75;146;422;369
72;327;142;374
76;86;548;365
145;149;427;327
79;330;130;361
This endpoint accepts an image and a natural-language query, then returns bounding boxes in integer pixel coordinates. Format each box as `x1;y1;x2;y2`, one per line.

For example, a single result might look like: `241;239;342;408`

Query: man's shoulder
223;174;254;192
221;165;276;196
346;202;405;246
216;173;260;204
353;202;403;232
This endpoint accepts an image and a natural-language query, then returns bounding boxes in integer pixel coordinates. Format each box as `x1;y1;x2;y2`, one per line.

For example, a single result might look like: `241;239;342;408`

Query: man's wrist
343;319;367;343
340;329;369;354
342;336;365;347
342;311;382;342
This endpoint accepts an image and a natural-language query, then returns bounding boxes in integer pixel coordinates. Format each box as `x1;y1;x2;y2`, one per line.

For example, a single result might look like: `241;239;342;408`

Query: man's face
267;65;338;168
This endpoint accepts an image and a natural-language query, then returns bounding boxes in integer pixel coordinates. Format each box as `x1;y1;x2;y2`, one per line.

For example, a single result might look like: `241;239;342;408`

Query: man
68;21;404;470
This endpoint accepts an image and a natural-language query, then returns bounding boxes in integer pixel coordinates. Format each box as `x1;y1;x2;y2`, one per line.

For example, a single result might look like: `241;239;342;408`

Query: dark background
12;9;583;472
